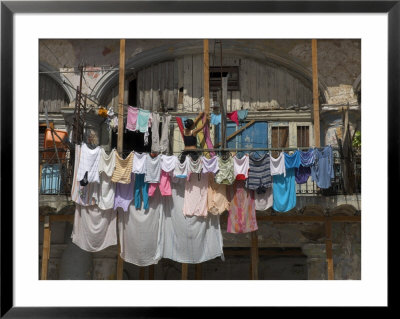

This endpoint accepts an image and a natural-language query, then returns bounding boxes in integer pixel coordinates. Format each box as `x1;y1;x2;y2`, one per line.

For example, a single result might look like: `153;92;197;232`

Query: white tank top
160;155;177;172
77;143;101;183
132;152;146;174
98;148;116;177
233;154;249;180
270;152;286;177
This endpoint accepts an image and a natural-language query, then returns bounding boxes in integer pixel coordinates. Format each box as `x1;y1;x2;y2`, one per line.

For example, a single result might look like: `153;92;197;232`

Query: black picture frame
1;0;394;317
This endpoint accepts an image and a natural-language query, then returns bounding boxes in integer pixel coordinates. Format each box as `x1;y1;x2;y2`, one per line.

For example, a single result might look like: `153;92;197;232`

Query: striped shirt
246;153;272;193
111;152;134;184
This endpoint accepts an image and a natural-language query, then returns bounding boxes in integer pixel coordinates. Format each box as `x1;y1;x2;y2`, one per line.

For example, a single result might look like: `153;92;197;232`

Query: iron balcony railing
39;148;74;195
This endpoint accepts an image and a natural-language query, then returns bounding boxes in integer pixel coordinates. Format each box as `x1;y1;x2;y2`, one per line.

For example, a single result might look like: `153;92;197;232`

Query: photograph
38;38;361;281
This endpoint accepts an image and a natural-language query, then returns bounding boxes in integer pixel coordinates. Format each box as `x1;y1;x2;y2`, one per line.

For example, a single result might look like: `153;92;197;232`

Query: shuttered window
271;126;289;157
297;126;310;147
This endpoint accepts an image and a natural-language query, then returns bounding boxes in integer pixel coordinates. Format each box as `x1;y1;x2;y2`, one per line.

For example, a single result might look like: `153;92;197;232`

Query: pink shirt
182;172;208;217
126;106;139;131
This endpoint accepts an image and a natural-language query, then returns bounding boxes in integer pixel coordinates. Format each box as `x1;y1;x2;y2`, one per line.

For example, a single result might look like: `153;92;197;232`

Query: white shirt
132;152;147;174
270;152;286;177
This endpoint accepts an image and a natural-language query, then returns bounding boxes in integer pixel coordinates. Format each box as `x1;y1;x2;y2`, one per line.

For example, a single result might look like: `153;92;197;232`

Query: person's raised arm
192;115;208;136
193;111;205;126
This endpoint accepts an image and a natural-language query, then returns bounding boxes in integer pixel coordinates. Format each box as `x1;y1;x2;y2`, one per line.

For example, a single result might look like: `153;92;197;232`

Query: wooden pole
312;39;321;148
181;263;188;280
40;216;51;280
325;218;335;280
221;76;228;148
204;39;210;116
116;39;126;280
195;264;202;280
250;231;259;280
117;39;126;153
148;265;155;280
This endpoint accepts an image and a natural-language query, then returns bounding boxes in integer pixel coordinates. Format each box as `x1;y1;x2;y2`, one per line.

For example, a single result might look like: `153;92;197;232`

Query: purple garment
295;166;311;184
114;173;135;212
299;149;315;167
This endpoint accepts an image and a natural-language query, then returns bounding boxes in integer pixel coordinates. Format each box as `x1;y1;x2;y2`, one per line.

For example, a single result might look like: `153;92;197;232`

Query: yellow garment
207;173;230;215
111;152;134;184
196;116;211;159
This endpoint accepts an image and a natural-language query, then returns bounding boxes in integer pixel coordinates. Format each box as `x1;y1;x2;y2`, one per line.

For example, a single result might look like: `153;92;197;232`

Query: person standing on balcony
180;112;208;163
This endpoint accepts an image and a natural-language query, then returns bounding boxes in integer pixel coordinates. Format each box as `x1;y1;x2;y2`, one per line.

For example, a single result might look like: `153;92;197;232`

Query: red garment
176;116;185;139
227;111;239;125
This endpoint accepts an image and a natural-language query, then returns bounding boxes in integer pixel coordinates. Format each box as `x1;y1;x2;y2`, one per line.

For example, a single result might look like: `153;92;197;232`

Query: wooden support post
195;264;202;280
117;39;126;153
325;218;335;280
148;265;155;280
139;267;146;280
181;263;188;280
204;39;210;117
116;241;124;280
40;216;51;280
116;39;126;280
312;39;321;148
221;76;228;148
250;230;259;280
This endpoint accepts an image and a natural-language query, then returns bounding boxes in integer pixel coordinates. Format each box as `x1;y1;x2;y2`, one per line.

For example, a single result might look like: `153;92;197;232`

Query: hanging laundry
201;155;219;174
117;188;164;266
187;156;203;176
134;174;149;210
226;111;239;125
160;177;224;264
202;114;215;157
160;155;177;173
183;172;208;217
113;173;135;213
295;149;315;184
207;173;230;215
254;187;273;211
295;165;312;184
136;109;151;133
151;114;171;153
270;152;286;177
233;154;249;180
132;152;147;174
176;116;185;139
144;154;161;183
299;149;315;167
111;152;134;184
97;148;116;210
215;156;235;185
173;156;189;179
237;109;248;122
284;150;301;169
77;143;101;184
311;146;334;189
71;144;98;206
98;173;116;211
272;168;296;213
226;180;257;234
246;153;272;194
126;106;139;131
148;171;172;197
98;148;116;177
211;113;221;126
71;204;117;252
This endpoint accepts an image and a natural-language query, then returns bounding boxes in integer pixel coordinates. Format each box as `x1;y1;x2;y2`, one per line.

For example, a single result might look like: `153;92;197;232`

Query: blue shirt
272;168;296;212
310;146;334;189
284;150;301;169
